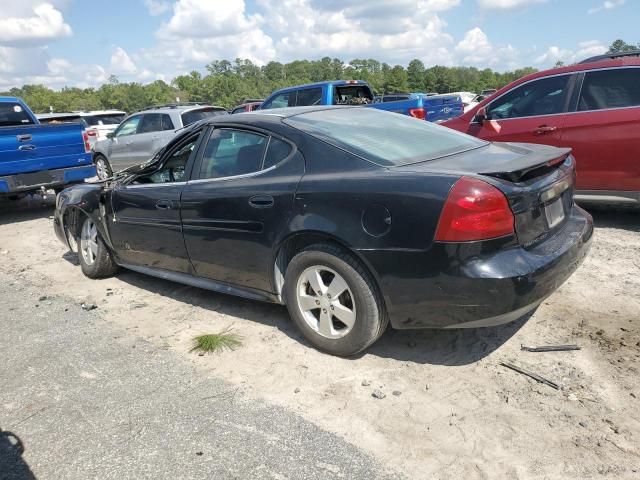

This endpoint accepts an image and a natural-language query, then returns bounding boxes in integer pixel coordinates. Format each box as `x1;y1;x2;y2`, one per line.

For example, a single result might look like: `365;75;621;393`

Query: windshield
284;108;487;166
181;108;228;126
83;114;125;126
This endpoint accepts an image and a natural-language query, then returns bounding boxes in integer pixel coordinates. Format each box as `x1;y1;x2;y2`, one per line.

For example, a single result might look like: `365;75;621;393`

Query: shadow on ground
115;268;530;366
583;205;639;232
0;428;36;480
0;194;55;227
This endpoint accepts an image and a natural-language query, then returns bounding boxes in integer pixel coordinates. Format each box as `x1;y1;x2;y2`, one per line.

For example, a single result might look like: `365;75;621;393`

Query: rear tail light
409;108;426;120
87;129;98;137
82;131;91;153
435;176;515;242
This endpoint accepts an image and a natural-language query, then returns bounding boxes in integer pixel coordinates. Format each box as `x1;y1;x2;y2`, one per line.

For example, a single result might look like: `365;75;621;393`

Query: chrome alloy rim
296;266;356;339
95;158;109;180
80;219;98;265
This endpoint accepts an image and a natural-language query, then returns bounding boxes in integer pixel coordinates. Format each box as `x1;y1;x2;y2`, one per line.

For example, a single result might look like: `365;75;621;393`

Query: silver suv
92;103;227;179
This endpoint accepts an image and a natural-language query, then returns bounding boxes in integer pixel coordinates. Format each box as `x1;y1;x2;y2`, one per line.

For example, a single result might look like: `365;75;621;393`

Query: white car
37;110;126;149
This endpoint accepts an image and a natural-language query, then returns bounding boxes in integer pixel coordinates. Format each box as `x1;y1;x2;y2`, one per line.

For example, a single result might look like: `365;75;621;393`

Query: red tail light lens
408;108;426;120
87;129;98;137
435;177;515;242
82;131;91;153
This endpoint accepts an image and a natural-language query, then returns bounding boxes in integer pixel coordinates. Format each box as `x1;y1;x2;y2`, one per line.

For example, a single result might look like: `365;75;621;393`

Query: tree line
2;39;634;114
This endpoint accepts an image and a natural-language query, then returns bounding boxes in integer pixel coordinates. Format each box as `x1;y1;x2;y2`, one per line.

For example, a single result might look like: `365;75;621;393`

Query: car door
559;67;640;192
107;131;203;273
466;74;574;145
181;127;304;293
107;114;142;170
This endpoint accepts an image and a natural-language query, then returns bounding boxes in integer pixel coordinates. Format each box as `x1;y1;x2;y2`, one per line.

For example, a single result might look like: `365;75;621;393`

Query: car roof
211;105;355;123
0;96;21;102
137;103;227;114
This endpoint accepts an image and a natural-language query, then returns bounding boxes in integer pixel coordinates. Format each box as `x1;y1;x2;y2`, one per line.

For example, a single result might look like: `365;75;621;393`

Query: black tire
283;243;388;356
94;154;113;180
77;216;119;279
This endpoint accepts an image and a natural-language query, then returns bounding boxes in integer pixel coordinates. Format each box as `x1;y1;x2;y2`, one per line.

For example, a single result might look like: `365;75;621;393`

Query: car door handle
533;125;558;135
248;195;274;208
18;144;37;151
16;134;32;142
156;200;173;210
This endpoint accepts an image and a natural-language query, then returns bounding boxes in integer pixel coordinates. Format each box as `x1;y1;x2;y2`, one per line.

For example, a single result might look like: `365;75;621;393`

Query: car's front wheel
94;154;112;180
283;244;387;356
78;216;118;279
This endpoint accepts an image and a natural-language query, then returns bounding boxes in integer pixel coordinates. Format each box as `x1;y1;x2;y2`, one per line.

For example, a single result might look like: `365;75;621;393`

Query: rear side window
138;114;163;133
295;88;322;107
198;129;267;179
161;114;175;131
181;108;227;126
0;103;34;126
263;138;292;169
487;75;570;119
578;68;640;111
263;92;294;109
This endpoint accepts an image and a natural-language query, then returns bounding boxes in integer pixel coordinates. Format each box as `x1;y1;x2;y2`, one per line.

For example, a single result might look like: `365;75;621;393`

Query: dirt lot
1;194;639;479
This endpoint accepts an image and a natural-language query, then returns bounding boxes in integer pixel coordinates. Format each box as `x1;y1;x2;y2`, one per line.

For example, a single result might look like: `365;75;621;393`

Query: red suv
444;51;640;205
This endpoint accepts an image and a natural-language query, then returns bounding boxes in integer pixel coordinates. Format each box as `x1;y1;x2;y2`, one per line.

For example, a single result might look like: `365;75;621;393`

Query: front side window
198;129;267;179
115;116;141;137
487;75;570;120
0;103;34;127
135;137;198;184
263;92;293;109
285;108;486;167
295;88;322;106
578;68;640;111
138;114;163;134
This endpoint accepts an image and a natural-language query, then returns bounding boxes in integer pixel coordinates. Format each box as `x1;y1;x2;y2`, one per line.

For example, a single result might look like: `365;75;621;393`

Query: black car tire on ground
78;216;119;279
94;154;113;180
283;244;388;356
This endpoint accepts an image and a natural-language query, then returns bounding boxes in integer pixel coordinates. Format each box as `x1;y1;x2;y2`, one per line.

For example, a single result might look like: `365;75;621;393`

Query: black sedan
54;107;592;356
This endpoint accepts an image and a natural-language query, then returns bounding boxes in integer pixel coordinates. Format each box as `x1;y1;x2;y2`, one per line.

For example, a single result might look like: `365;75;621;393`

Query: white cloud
534;40;607;66
144;0;171;15
455;27;518;67
110;47;137;75
0;3;72;47
588;0;625;14
477;0;547;10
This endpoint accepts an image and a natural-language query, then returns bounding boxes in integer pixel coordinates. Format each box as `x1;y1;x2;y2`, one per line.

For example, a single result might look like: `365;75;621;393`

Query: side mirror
474;107;488;125
106;132;115;139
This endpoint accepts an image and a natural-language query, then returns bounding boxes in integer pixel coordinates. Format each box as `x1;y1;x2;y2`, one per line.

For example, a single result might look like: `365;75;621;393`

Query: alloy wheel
80;219;98;265
95;158;109;180
296;266;356;339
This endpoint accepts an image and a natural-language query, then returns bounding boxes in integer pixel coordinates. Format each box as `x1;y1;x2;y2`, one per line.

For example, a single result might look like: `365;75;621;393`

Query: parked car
92;103;227;179
449;91;477;109
230;100;263;114
480;88;497;97
260;80;464;123
37;110;126;149
0;97;94;196
443;51;640;205
54;106;592;356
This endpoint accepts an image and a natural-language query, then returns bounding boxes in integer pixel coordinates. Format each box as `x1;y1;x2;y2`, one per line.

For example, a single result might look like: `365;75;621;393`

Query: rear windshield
333;85;374;105
38;115;83;124
0;103;34;127
83;114;125;126
181;108;228;126
285;108;487;166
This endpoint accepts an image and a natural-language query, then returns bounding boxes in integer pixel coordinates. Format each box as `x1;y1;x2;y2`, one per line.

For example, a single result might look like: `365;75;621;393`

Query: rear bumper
359;205;593;329
0;164;96;194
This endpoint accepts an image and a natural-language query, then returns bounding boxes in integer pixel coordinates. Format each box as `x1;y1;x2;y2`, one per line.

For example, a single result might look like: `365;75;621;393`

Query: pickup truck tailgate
0;124;92;176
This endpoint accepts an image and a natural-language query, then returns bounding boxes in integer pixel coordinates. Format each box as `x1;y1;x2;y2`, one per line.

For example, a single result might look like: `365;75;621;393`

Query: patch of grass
190;328;243;354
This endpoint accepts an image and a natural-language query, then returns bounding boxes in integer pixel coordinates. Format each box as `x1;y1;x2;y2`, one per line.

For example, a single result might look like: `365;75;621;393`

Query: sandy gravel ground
1;194;639;479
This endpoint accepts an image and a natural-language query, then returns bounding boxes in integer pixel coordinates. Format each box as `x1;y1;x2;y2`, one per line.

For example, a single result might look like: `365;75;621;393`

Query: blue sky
0;0;636;90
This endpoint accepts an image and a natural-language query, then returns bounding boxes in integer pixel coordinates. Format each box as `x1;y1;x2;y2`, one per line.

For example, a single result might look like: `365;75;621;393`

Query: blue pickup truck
0;97;95;197
259;80;463;123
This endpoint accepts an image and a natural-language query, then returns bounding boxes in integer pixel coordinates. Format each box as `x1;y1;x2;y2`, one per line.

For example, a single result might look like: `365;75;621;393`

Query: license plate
545;197;565;229
15;171;53;187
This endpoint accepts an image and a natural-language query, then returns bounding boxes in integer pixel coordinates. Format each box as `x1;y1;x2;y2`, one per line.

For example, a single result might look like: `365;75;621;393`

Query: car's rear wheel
283;244;387;356
78;216;118;278
94;154;112;180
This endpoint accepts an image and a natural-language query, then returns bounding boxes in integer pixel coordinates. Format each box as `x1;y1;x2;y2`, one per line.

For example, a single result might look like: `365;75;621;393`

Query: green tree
608;39;639;53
